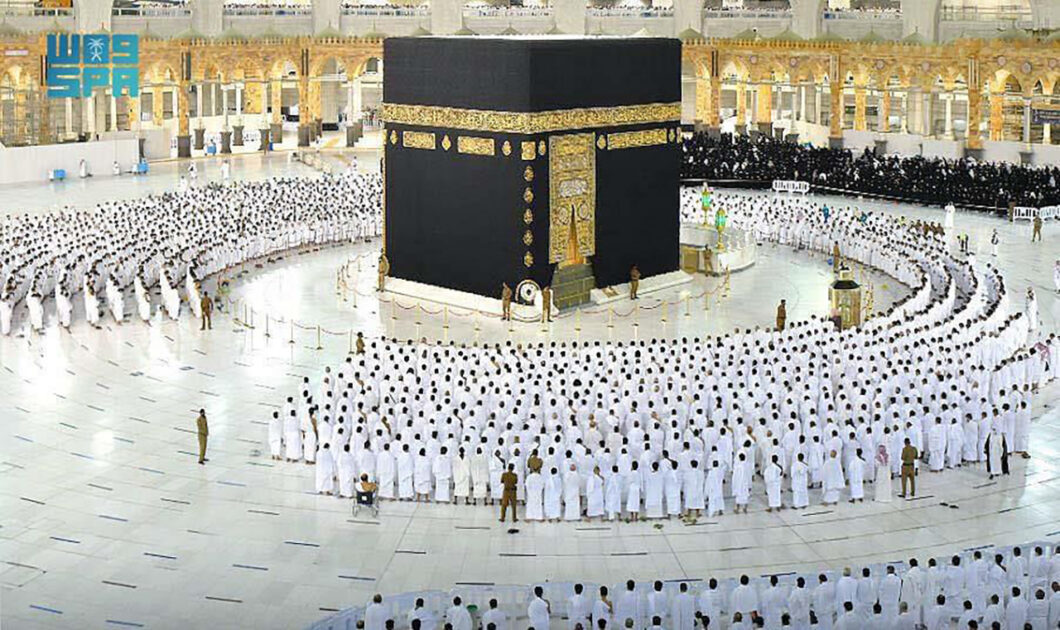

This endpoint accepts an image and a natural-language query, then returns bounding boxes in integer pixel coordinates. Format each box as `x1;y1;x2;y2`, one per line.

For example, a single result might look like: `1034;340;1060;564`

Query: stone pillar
1022;97;1032;144
259;127;271;151
900;0;942;43
233;125;244;146
673;0;703;37
988;89;1003;141
854;85;867;131
211;82;218;117
430;0;462;35
1044;124;1052;145
964;57;982;154
65;97;74;138
194;127;205;150
108;94;117;132
235;83;242;118
177;81;192;158
944;93;954;139
923;90;933;138
191;0;224;38
312;0;341;33
220;130;232;153
128;95;141;132
554;0;587;35
346;121;362;147
829;78;843;148
754;83;772;136
879;89;891;133
735;82;747;134
694;76;709;130
153;87;164;126
271;79;284;144
196;83;204;126
222;84;230;134
298;77;312;147
790;0;824;40
86;93;97;138
39;98;51;144
709;77;721;130
908;87;921;135
815;85;823;126
75;0;113;34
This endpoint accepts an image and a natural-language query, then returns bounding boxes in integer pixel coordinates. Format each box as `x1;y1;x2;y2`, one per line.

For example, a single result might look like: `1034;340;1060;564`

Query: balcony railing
340;4;429;16
939;5;1032;21
702;8;790;18
587;6;673;17
0;5;72;16
222;4;312;15
462;6;553;17
822;8;900;20
112;6;191;16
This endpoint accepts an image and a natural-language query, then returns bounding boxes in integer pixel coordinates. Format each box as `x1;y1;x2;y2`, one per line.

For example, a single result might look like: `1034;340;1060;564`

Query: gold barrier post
316;325;323;350
685;294;690;317
248;309;254;330
633;304;639;328
348;330;354;354
575;308;582;333
289;321;295;344
443;306;449;330
662;301;668;324
265;314;271;337
607;307;614;329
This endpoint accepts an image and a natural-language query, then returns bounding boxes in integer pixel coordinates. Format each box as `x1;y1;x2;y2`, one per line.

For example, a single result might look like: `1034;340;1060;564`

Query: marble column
177;81;191;158
944;94;954;139
65;97;74;139
270;79;283;144
988;89;1003;141
854;85;867;131
879;89;891;133
1022;97;1032;144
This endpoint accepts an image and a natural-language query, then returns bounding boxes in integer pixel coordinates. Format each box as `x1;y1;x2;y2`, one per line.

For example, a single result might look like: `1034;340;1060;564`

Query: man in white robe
315;443;336;495
764;455;783;511
525;471;545;521
562;464;581;521
604;466;623;521
376;445;396;499
643;462;664;518
822;450;844;505
705;461;724;517
337;444;356;498
106;276;124;323
396;446;414;500
268;410;283;460
528;586;551;630
544;468;563;521
791;453;810;508
432;446;452;502
452;449;471;504
26;292;44;332
568;584;591;630
847;450;866;503
670;583;695;630
731;453;752;513
585;467;605;520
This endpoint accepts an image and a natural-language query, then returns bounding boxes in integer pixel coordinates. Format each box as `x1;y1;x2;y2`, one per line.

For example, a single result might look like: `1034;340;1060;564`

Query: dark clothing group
681;133;1060;212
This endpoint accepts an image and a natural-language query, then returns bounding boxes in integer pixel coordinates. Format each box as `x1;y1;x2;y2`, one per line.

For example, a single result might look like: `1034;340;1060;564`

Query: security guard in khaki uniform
377;253;390;292
501;283;513;321
541;286;553;323
499;463;519;523
196;409;209;465
356;331;365;354
629;265;641;300
200;291;213;330
776;299;787;331
898;438;918;497
527;450;543;474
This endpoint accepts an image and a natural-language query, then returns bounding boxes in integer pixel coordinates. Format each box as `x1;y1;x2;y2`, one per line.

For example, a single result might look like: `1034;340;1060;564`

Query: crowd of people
273;191;1055;522
681;133;1060;211
0;172;382;336
324;541;1060;630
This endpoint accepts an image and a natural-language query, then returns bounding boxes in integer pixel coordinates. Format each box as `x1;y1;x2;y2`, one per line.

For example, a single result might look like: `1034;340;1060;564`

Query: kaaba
382;37;681;304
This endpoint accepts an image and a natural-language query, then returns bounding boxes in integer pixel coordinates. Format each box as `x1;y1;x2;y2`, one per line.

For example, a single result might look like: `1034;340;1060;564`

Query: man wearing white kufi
26;289;44;333
105;274;124;323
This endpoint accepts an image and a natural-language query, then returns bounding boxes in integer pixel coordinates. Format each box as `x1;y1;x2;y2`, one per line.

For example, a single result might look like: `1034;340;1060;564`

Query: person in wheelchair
354;474;380;516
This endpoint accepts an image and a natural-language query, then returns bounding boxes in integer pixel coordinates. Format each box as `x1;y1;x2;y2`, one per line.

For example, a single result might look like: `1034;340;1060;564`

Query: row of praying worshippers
681;132;1060;211
0;173;383;336
355;544;1060;630
271;197;1056;512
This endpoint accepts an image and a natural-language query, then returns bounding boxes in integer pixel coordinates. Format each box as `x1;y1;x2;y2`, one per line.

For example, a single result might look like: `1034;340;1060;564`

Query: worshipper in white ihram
791;453;810;509
525;471;544;522
764;455;783;511
26;291;43;333
268;410;283;460
452;449;471;504
585;467;605;520
133;273;151;323
822;450;844;505
605;466;623;521
56;281;73;329
528;587;551;630
315;443;335;495
848;449;866;503
337;445;356;498
105;274;124;323
563;464;581;521
875;444;892;502
284;409;302;462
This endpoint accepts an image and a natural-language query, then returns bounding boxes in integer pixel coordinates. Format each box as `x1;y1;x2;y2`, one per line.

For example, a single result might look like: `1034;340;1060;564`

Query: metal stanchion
443;306;450;330
685;295;691;317
633;303;639;328
662;301;668;324
289;321;295;344
265;314;271;337
607;307;614;329
574;308;581;333
348;330;354;354
316;325;323;350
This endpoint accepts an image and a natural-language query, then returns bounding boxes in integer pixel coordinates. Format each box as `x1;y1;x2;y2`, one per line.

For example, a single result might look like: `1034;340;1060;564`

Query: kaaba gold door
548;133;596;266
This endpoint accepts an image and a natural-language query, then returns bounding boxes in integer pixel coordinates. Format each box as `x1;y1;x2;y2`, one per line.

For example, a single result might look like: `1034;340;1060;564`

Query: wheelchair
353;487;379;518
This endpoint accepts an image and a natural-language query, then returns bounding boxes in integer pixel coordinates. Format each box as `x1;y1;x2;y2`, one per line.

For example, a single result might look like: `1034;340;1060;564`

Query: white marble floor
1;167;1059;630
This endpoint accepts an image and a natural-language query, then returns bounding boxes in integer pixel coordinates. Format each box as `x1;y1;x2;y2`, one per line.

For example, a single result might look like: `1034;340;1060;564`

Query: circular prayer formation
272;186;1057;523
0;172;382;334
3;165;1058;630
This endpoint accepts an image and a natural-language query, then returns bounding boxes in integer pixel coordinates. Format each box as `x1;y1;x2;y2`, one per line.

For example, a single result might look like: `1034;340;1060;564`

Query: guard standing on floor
776;299;787;331
541;286;553;323
629;265;641;300
501;283;513;321
377;253;390;292
356;331;365;354
200;291;213;330
197;409;209;465
499;463;519;523
1032;216;1042;242
898;438;917;498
